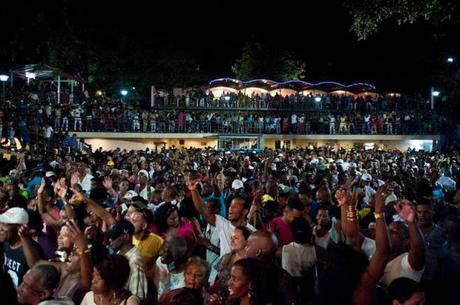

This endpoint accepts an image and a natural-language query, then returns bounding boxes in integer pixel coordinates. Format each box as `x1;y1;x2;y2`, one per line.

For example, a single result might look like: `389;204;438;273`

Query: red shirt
266;216;293;247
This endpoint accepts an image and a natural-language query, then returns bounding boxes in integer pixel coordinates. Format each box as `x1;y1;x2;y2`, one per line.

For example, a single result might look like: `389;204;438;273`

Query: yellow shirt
132;233;164;268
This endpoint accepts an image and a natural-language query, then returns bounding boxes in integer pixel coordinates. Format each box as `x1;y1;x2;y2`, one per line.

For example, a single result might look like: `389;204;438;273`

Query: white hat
231;179;244;190
385;193;398;206
45;171;56;178
361;173;372;182
0;207;29;225
123;190;138;200
348;162;357;168
138;169;149;178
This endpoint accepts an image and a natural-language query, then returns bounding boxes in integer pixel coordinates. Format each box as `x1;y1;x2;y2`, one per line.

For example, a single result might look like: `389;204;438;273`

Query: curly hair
95;254;130;292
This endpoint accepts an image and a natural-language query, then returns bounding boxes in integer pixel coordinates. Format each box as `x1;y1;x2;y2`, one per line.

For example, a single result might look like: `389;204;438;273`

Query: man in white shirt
187;179;255;256
381;200;425;286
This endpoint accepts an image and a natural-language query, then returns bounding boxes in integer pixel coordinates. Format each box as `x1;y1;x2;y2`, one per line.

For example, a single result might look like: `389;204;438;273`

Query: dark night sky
1;0;458;93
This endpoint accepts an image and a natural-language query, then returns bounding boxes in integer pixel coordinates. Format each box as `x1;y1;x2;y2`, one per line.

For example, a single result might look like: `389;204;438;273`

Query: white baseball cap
0;207;29;225
385;193;398;206
123;190;138;200
361;173;372;182
231;179;244;190
138;169;149;178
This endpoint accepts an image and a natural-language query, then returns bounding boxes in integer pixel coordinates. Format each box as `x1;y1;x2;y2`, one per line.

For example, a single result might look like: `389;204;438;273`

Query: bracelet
77;248;91;255
374;212;385;220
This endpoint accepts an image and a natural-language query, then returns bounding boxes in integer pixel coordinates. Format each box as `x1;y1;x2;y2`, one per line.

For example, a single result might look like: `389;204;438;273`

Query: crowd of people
0;85;445;153
0;142;459;305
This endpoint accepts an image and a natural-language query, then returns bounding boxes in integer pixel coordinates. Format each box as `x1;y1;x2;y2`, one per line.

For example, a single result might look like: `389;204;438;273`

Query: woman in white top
80;255;140;305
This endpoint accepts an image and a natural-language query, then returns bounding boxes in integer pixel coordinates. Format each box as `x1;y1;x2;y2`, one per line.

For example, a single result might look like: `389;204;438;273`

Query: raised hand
375;185;390;213
37;178;46;195
67;219;88;251
186;179;199;191
18;225;33;238
55;178;68;200
102;176;113;190
69;187;86;204
395;199;416;223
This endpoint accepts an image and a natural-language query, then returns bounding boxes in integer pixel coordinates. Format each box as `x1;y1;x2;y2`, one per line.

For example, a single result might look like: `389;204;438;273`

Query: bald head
244;230;278;261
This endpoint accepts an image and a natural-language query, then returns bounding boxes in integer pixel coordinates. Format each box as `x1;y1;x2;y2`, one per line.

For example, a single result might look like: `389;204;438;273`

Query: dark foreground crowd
0;144;459;305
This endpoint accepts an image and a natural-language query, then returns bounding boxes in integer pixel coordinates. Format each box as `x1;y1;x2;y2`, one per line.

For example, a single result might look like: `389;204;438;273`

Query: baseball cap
105;219;134;240
232;179;244;190
0;207;29;225
361;173;372;182
123;190;138;200
45;171;56;178
138;169;149;178
348;162;357;168
385;193;398;206
130;196;149;210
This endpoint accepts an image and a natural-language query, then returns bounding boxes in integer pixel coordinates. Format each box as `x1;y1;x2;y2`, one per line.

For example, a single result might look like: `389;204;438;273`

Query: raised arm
336;188;361;251
70;188;116;227
395;199;425;271
359;186;390;287
67;220;92;293
186;179;216;226
18;225;42;268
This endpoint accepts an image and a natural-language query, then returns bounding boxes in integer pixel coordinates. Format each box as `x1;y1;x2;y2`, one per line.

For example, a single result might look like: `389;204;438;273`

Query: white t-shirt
313;227;330;249
215;215;255;256
361;236;376;259
281;242;317;277
381;252;424;286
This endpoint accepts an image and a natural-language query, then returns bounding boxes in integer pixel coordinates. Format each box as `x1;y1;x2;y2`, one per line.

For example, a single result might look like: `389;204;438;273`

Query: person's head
416;201;433;228
118;179;130;194
227;258;265;303
17;264;60;305
316;186;332;204
231;226;251;252
127;207;152;235
389;221;409;255
162;185;177;202
244;230;278;261
291;217;313;244
0;207;29;243
105;219;134;252
170;287;204;305
160;235;188;265
228;197;248;222
298;186;312;207
77;162;87;176
92;254;130;294
319;243;369;305
388;277;425;305
206;198;221;215
283;197;304;224
57;224;74;252
155;203;180;233
184;257;210;290
316;205;330;226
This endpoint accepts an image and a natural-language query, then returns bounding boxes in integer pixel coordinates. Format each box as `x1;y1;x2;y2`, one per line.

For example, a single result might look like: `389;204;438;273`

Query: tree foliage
232;42;306;81
344;0;458;40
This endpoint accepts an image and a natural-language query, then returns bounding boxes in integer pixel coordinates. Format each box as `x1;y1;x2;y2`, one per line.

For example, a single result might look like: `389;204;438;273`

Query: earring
248;287;253;299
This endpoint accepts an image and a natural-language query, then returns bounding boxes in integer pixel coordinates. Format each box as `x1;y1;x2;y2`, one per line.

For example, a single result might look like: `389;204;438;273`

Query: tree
344;0;459;40
275;53;306;81
231;43;256;80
